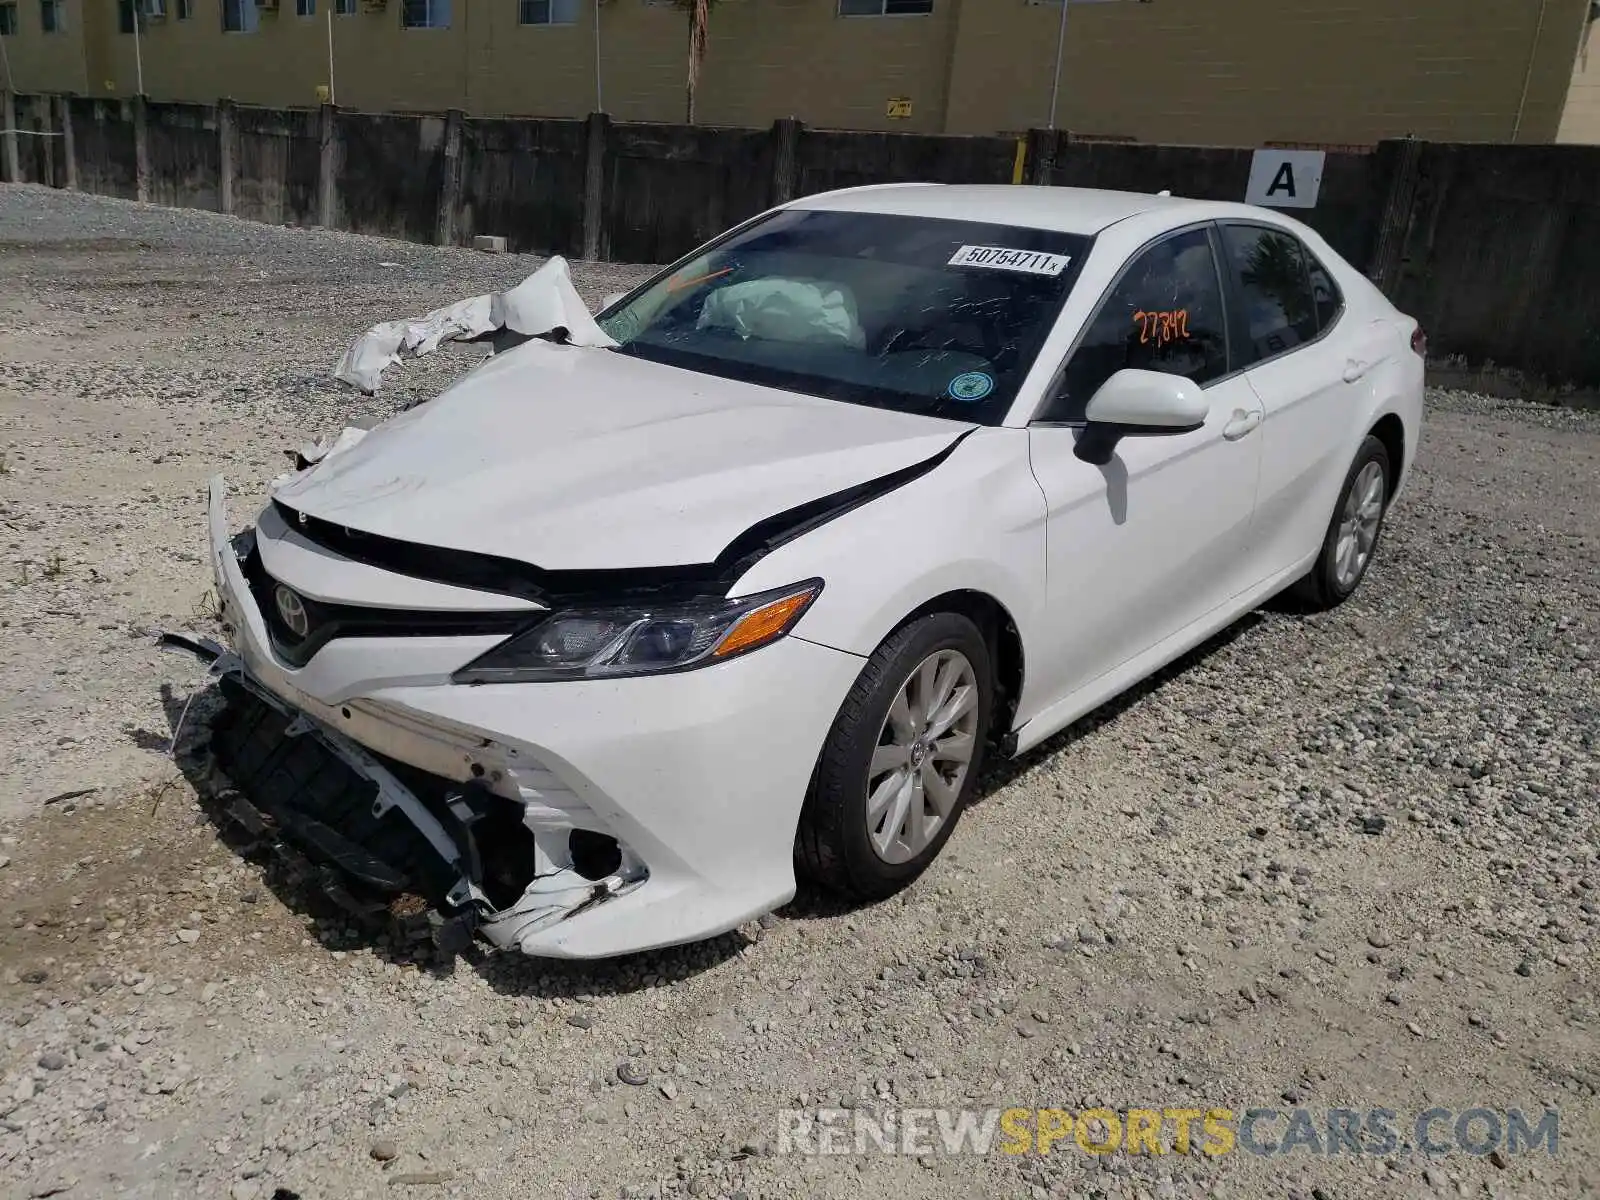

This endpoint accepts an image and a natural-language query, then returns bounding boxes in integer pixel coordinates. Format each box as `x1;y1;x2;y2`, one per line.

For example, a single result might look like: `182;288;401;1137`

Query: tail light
1410;325;1427;357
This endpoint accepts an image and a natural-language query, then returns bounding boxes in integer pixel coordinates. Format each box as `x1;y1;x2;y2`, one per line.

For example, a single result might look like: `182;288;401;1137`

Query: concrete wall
65;96;138;198
1389;142;1600;387
145;100;221;210
3;0;1594;146
11;91;1600;393
456;116;588;258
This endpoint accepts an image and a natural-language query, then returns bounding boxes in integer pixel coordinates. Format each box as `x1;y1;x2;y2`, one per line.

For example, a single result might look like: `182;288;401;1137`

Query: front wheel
796;612;993;901
1291;435;1391;610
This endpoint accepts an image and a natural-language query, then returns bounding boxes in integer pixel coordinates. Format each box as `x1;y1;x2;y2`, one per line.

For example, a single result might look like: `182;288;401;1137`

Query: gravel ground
0;183;1596;1200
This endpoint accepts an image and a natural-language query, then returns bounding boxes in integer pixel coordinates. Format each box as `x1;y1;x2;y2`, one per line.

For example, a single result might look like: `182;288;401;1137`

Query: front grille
242;549;531;669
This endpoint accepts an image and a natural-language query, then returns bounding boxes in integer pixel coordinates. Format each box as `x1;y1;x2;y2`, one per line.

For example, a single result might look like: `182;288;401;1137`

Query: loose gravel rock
1;184;1597;1199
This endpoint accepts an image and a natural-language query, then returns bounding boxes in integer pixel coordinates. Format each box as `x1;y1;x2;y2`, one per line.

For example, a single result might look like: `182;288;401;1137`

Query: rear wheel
796;612;993;901
1291;435;1391;610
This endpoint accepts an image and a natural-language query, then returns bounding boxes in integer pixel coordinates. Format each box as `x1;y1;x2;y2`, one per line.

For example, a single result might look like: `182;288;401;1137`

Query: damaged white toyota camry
170;184;1424;959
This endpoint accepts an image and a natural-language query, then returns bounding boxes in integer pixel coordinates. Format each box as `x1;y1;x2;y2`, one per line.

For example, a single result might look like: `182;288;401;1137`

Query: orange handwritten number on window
1132;309;1189;346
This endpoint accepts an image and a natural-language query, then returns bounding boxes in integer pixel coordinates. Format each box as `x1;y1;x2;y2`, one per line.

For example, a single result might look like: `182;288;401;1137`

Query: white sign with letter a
1245;149;1325;209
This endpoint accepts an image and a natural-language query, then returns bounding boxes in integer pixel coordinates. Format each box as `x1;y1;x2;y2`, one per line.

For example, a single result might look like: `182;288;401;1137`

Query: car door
1217;221;1389;581
1025;224;1266;716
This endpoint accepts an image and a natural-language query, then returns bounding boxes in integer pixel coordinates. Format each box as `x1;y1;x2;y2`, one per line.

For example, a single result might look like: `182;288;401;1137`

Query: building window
0;2;16;35
520;0;578;24
221;0;259;32
297;0;315;14
117;0;143;33
177;0;192;18
40;0;64;32
336;0;356;12
401;0;450;27
838;0;932;14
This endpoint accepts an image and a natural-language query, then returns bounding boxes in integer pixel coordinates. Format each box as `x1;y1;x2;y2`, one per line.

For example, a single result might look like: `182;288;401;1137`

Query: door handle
1222;409;1262;441
1343;359;1371;383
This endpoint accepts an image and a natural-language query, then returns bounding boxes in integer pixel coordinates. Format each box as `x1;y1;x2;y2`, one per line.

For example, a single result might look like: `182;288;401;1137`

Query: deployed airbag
696;278;866;350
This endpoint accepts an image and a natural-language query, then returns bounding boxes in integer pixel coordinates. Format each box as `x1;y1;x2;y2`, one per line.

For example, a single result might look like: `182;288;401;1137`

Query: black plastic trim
271;430;970;611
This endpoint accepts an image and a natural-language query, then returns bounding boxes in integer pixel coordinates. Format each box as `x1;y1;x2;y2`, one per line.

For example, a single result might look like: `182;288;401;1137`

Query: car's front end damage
171;473;873;959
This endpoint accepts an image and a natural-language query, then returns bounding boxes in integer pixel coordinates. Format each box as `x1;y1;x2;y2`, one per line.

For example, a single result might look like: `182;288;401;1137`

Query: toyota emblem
273;584;311;639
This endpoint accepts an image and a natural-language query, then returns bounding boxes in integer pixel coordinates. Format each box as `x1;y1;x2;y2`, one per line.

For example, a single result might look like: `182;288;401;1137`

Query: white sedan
181;184;1424;959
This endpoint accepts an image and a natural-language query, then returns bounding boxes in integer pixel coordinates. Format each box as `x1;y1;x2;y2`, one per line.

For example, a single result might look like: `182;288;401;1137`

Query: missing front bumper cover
159;632;644;956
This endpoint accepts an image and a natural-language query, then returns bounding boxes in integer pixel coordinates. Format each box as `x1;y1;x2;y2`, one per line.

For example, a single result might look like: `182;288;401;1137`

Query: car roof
788;183;1267;237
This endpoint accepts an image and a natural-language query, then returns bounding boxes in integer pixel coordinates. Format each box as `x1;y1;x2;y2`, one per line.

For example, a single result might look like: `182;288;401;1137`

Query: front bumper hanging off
163;476;865;960
162;628;645;957
162;632;494;954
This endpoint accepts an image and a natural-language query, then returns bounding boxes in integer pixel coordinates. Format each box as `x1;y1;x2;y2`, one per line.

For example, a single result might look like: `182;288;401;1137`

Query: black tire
795;611;993;901
1291;434;1392;610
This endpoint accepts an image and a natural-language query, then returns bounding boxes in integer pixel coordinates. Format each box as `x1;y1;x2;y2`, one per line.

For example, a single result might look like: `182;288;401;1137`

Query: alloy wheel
865;648;981;864
1334;460;1386;590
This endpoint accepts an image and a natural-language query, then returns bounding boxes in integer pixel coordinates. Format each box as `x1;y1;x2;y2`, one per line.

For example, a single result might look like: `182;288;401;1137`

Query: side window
1050;228;1228;420
1221;224;1318;365
1304;248;1343;332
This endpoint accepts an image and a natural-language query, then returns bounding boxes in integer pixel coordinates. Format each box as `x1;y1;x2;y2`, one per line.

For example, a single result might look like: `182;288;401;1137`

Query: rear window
598;209;1090;425
1220;223;1319;365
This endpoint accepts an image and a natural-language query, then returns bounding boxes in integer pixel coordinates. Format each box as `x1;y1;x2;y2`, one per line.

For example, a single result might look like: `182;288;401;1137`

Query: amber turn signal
712;586;819;659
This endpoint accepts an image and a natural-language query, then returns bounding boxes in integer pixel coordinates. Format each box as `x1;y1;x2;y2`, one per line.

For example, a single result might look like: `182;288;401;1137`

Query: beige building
1;0;1597;146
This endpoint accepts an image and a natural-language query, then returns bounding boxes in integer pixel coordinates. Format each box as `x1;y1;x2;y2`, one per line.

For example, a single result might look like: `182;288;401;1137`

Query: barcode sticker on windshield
947;245;1071;276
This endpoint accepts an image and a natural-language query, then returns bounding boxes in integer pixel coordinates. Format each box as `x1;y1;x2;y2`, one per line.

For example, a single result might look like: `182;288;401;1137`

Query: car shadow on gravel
983;609;1267;794
123;681;197;753
780;610;1269;925
155;682;751;1001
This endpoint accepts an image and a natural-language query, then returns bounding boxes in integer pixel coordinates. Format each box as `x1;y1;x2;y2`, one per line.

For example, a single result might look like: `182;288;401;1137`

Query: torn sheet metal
334;255;618;394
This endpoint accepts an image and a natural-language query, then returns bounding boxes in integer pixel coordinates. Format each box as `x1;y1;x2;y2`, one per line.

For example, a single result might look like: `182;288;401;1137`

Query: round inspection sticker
947;371;995;402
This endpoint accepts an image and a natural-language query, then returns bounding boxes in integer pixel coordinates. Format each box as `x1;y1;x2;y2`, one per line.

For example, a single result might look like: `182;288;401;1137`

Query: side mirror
599;291;628;313
1074;369;1208;465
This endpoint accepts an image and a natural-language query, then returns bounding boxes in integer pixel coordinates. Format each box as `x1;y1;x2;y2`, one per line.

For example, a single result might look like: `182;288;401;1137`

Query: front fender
729;427;1051;725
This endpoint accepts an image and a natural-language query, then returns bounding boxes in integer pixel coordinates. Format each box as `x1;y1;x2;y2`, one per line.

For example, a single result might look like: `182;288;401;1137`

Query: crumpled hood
274;341;973;572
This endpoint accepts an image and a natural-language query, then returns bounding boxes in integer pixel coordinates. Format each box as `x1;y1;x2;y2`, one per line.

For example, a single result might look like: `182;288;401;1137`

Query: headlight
451;579;823;684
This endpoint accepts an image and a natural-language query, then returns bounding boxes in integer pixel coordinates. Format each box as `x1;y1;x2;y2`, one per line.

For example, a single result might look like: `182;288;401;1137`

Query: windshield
596;209;1090;425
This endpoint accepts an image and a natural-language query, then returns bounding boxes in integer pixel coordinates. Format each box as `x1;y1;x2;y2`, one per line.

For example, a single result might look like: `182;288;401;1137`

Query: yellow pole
1012;136;1027;185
